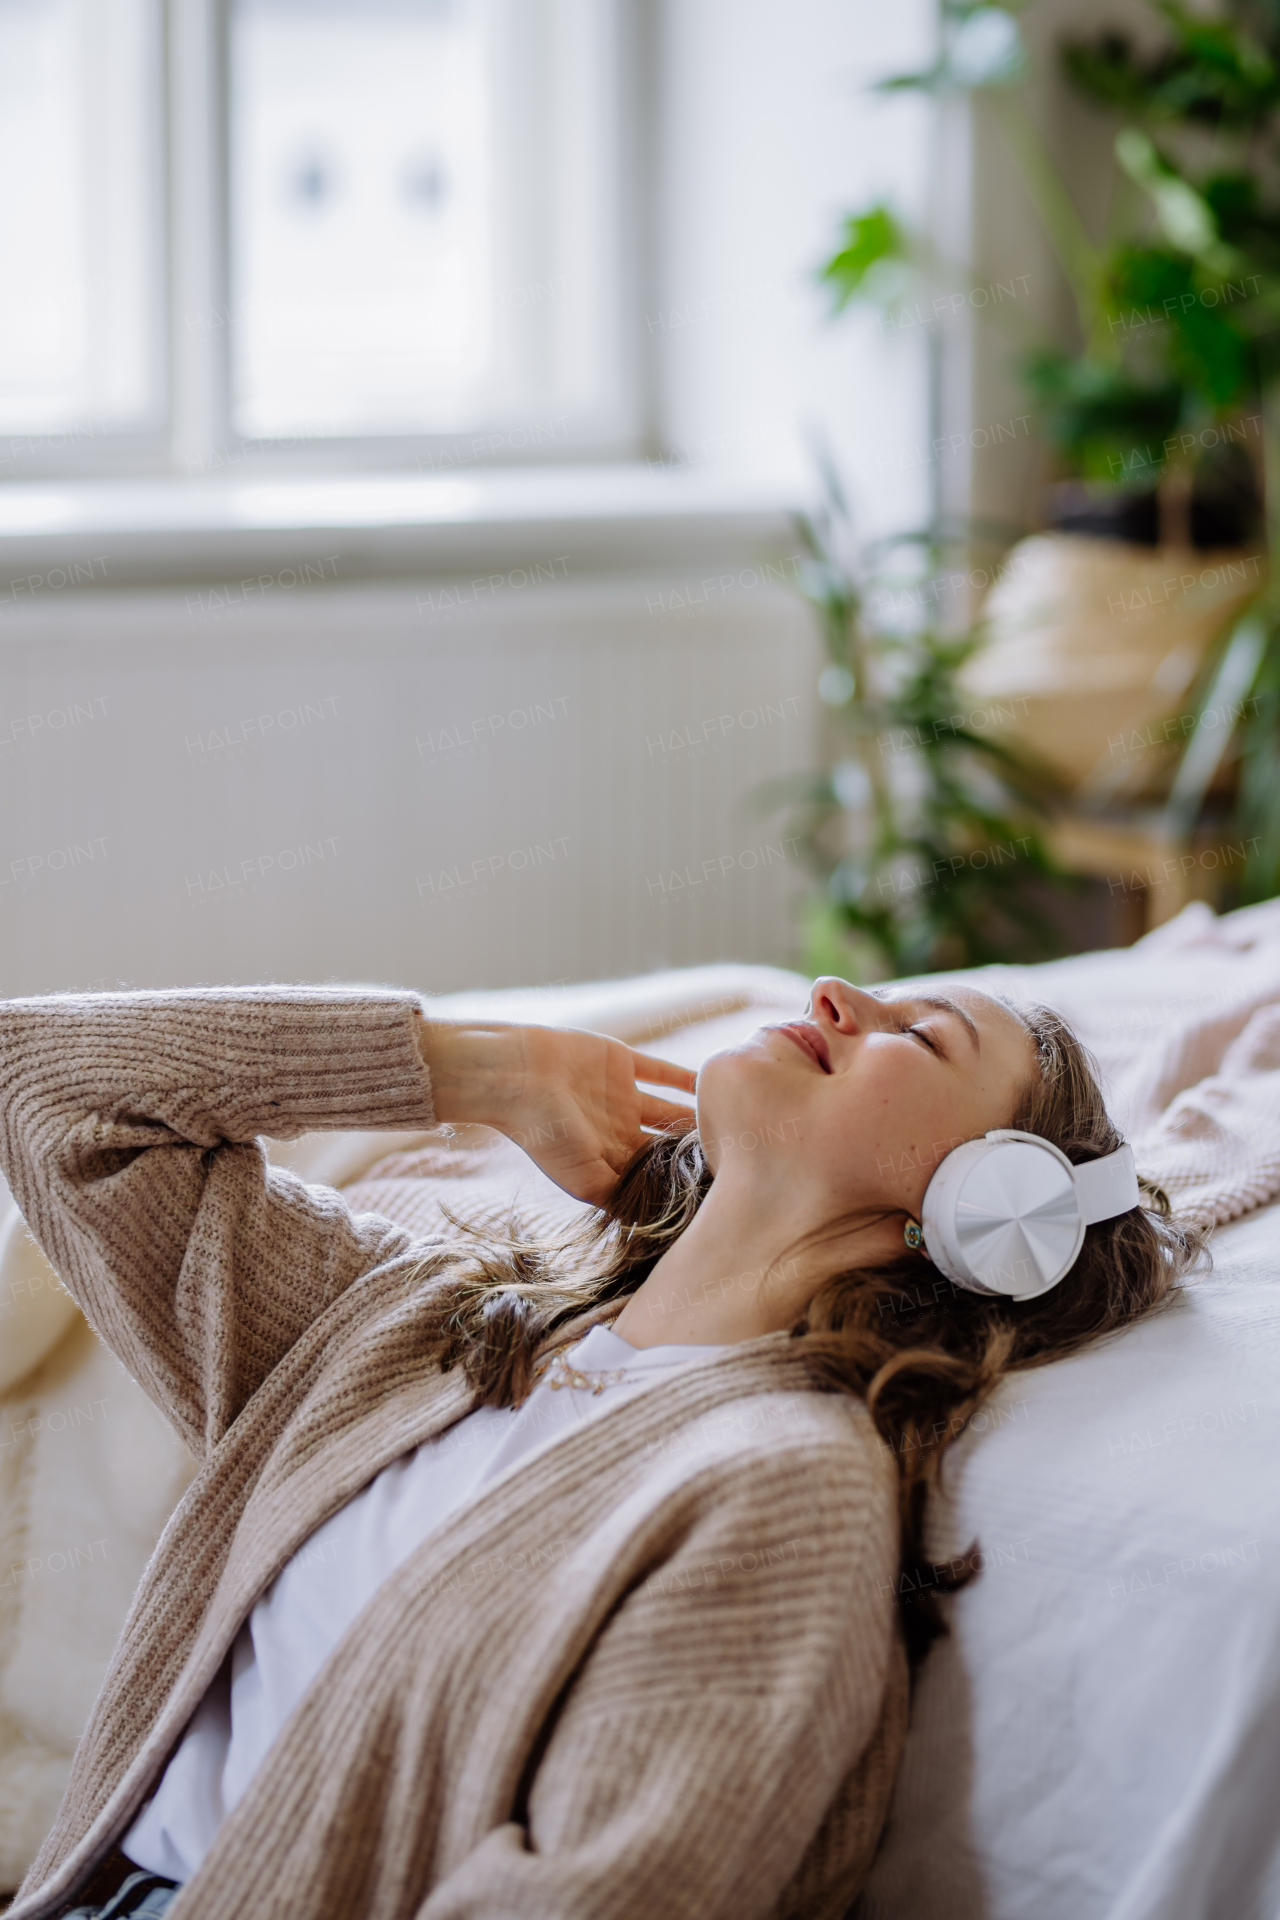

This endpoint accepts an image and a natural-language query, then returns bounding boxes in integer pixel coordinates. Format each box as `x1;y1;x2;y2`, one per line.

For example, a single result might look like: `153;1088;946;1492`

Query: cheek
862;1049;940;1124
856;1054;966;1170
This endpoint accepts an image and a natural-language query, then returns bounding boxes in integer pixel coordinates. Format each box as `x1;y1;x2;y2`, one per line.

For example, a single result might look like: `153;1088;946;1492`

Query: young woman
0;976;1198;1920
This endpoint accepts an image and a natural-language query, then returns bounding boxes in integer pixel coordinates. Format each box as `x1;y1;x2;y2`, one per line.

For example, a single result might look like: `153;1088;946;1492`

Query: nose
808;977;882;1035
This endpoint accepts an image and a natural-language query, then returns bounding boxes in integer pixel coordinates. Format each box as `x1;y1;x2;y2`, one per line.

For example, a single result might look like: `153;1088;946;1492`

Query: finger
639;1094;696;1128
629;1050;697;1093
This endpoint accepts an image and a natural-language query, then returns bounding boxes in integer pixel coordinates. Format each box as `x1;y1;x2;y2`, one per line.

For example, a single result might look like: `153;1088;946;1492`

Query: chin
699;1032;782;1087
695;1036;793;1140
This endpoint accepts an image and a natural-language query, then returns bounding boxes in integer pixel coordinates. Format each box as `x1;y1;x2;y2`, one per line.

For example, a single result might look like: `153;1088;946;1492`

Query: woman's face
695;977;1039;1225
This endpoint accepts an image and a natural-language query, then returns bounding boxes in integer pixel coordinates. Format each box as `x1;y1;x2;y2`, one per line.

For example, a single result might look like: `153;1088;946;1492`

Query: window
0;0;165;440
0;0;636;474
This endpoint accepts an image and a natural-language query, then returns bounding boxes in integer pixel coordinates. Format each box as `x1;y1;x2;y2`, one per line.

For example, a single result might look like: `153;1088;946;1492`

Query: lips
775;1022;831;1073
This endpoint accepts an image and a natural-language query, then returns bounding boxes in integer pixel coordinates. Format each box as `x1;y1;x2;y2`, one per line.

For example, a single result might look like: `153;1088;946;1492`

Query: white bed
859;1196;1280;1920
3;919;1280;1916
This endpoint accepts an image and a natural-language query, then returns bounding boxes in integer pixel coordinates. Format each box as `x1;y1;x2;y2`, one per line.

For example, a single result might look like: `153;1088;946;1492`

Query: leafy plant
1234;633;1280;897
768;476;1067;979
822;5;1280;476
816;0;1280;905
1019;347;1184;483
1059;2;1280;898
1061;6;1280;130
819;206;912;312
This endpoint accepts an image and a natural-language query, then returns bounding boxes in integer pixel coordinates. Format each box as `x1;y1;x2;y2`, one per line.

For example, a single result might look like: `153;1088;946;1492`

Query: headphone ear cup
921;1135;1084;1299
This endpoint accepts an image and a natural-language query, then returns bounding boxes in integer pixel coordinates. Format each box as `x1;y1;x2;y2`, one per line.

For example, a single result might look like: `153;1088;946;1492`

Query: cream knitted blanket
946;897;1280;1233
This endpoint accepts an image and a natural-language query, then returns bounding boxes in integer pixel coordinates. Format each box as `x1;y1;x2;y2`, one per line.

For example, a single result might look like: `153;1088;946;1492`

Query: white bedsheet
860;1197;1280;1920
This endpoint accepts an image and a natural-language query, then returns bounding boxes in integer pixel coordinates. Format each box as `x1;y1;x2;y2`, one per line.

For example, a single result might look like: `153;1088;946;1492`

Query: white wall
656;0;935;540
655;0;1155;549
0;564;821;995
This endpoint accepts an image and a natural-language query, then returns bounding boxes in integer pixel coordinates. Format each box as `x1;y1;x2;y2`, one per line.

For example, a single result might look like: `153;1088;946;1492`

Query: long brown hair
420;1003;1205;1658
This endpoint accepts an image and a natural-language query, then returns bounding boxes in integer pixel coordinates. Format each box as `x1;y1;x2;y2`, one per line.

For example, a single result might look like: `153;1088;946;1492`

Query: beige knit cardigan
0;988;907;1920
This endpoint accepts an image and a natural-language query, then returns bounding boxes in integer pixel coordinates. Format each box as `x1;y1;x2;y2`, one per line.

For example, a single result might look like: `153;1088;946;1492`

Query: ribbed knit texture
1131;1000;1280;1231
0;990;906;1920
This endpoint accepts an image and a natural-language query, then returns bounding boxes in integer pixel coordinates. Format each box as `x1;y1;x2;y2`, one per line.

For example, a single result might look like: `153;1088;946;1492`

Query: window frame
1;0;652;483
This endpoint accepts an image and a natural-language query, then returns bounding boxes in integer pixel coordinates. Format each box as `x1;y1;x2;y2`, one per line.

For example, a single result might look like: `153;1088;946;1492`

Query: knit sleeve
0;988;437;1457
417;1427;906;1920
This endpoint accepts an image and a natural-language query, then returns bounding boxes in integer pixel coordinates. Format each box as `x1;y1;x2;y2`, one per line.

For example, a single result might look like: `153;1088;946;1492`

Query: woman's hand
416;1017;696;1204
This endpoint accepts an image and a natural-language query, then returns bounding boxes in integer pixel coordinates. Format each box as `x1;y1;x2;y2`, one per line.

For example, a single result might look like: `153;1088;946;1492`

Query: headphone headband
919;1130;1140;1300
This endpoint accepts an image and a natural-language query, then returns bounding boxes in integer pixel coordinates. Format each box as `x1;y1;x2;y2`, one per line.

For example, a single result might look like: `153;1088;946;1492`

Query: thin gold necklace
531;1319;629;1396
537;1352;630;1395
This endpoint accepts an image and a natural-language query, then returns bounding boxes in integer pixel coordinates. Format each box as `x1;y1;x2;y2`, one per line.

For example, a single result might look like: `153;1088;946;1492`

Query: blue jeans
63;1869;179;1919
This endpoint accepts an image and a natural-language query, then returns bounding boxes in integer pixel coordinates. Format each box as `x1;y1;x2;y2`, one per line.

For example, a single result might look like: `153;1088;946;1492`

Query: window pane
229;0;622;440
0;0;163;435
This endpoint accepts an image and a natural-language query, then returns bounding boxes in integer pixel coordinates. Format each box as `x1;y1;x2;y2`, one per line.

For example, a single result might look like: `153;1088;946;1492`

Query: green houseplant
769;462;1065;981
820;0;1280;905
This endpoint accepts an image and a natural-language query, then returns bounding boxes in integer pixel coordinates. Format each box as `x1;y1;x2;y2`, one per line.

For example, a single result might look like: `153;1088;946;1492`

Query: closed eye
894;1014;942;1056
877;991;973;1059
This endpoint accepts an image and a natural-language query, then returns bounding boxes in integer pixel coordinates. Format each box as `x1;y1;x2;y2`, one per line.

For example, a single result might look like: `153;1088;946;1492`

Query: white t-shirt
124;1325;722;1883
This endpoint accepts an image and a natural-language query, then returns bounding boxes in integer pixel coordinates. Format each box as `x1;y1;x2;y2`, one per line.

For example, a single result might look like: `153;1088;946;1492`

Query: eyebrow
876;989;982;1056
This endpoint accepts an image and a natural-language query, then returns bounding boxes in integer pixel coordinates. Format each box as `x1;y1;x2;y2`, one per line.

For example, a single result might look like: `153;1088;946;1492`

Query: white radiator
0;569;822;995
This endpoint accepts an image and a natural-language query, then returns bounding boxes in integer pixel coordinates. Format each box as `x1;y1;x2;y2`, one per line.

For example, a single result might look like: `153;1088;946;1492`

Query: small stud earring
903;1219;924;1251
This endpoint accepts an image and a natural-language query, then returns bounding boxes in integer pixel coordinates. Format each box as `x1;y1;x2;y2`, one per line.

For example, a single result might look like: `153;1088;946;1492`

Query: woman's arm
0;988;437;1455
0;990;694;1456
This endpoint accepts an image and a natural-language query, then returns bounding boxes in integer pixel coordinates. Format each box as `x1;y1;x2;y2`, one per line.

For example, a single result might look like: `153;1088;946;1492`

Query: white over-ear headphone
913;1130;1141;1301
